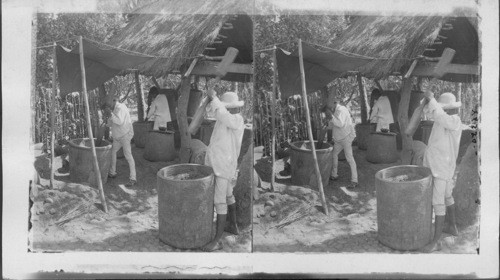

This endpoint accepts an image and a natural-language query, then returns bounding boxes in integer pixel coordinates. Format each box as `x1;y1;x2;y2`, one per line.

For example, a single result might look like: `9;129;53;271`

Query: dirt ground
30;144;251;253
253;145;479;254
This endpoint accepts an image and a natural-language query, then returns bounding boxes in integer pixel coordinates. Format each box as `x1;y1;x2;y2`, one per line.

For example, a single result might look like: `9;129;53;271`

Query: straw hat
220;91;244;108
437;92;461;109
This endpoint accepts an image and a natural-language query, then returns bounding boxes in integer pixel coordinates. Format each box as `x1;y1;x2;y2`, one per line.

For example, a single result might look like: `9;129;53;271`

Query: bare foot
201;241;222;252
419;241;440;253
225;223;240;235
443;225;459;236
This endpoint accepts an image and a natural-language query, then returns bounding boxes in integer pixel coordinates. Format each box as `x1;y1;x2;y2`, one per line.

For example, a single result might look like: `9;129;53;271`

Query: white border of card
2;0;498;278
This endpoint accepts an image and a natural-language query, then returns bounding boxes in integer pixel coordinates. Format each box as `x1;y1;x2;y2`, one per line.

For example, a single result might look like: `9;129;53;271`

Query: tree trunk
98;84;110;140
397;77;414;164
177;77;192;163
135;71;145;122
357;74;369;124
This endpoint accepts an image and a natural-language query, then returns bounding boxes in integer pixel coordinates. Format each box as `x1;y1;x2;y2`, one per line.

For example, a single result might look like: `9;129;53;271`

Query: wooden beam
412;62;480;77
433;48;456;77
78;36;108;213
298;39;329;216
190;61;253;76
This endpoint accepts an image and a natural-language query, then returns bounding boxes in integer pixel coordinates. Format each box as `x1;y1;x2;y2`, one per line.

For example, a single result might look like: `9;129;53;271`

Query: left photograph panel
29;0;254;253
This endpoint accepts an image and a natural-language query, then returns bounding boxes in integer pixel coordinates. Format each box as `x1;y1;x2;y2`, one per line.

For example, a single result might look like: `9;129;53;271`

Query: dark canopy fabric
56;38;152;96
276;42;374;99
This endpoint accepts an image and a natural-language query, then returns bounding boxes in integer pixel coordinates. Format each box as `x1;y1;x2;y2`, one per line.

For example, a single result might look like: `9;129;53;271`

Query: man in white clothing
420;92;462;253
104;96;137;187
147;89;172;130
370;90;394;132
202;90;245;252
321;98;358;188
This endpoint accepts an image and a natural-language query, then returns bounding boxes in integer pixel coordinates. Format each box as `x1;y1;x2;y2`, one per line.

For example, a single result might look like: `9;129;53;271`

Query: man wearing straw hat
321;96;358;189
104;95;137;187
202;90;245;252
420;91;462;253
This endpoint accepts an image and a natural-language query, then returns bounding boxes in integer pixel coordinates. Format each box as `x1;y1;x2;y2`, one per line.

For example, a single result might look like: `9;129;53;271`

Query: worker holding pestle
104;95;137;187
201;89;245;252
419;91;463;253
321;96;358;189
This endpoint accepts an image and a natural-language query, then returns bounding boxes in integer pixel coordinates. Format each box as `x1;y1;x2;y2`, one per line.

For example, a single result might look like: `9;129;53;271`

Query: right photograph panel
252;4;480;254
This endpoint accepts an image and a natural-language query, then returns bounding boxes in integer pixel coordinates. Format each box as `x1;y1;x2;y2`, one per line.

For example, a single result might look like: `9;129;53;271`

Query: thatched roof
332;13;479;82
109;0;253;79
332;16;445;79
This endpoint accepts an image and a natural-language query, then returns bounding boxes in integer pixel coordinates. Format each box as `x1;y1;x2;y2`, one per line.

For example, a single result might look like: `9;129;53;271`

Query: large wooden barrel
375;165;433;250
133;121;154;148
355;123;376;150
157;164;215;249
68;138;112;186
290;141;333;190
366;132;398;164
144;130;176;162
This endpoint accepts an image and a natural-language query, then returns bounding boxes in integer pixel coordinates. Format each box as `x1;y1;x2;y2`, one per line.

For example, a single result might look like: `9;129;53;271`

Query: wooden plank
298;39;329;216
79;36;108;213
433;48;456;77
191;61;253;76
412;62;480;77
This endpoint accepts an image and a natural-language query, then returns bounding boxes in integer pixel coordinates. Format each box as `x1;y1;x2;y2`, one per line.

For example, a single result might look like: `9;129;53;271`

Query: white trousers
110;132;136;181
332;134;358;183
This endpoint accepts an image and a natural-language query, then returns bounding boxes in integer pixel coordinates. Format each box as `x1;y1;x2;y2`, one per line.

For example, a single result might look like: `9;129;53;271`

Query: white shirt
204;97;244;180
147;94;172;123
328;104;356;142
370;96;394;125
108;102;134;140
423;98;462;180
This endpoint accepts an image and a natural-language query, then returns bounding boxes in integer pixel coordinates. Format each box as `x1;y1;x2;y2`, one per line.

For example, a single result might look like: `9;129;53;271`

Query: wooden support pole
50;42;57;189
397;77;414;165
298;39;328;216
270;46;278;190
79;36;108;213
357;74;369;124
134;70;145;122
177;77;192;163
